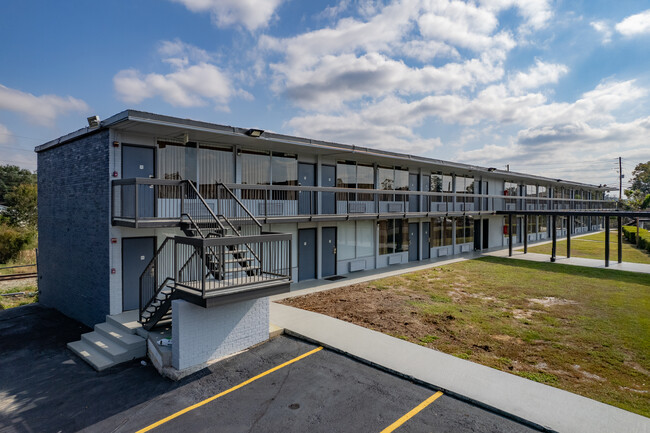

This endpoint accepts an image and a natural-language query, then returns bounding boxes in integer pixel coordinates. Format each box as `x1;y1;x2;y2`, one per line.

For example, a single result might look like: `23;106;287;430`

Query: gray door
322;227;337;277
421;222;430;260
122;145;155;218
298;228;316;281
408;223;419;262
409;173;419;212
122;237;155;311
298;163;316;215
321;165;336;215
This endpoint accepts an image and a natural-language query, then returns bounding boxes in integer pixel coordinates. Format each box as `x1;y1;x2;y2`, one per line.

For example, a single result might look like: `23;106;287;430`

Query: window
198;144;233;199
456;176;474;204
337;162;374;201
455;216;474;244
539;216;548;234
157;139;191;199
378;219;409;254
241;150;270;199
442;217;453;246
505;216;517;236
271;152;297;200
430;173;452;206
338;220;376;259
430;218;442;247
505;181;518;208
527;215;536;234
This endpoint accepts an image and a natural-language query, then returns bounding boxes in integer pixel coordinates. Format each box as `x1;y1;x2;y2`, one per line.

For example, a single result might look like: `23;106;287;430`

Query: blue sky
1;0;650;194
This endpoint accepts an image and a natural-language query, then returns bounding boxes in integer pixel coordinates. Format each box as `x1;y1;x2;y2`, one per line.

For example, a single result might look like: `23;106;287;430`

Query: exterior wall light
111;238;118;244
113;141;120;147
87;116;100;128
487;167;496;172
245;129;264;137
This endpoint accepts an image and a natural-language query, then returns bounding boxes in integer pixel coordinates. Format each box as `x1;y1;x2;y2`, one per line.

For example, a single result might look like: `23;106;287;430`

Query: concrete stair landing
68;311;147;371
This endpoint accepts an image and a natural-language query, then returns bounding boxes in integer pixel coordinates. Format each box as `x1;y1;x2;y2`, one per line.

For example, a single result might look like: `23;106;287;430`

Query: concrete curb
271;303;650;433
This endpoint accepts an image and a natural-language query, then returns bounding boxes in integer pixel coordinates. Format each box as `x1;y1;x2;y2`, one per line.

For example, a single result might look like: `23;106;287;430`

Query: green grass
286;256;650;417
527;231;650;264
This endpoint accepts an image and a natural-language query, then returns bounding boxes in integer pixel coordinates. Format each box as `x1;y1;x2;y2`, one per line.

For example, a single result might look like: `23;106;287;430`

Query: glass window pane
199;145;233;198
378;167;394;190
338;221;356;260
379;220;390;255
241;151;269;200
443;218;453;246
395;219;409;252
272;153;297;200
430;218;442;247
356;220;374;257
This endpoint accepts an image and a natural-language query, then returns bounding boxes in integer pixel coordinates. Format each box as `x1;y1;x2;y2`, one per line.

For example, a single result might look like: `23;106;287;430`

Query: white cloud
615;9;650;36
170;0;284;31
0;84;88;126
0;124;10;144
479;0;553;31
590;20;613;43
508;60;568;94
113;40;242;110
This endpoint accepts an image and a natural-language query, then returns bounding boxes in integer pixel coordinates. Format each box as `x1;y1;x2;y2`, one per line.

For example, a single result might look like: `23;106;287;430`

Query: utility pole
619;156;623;209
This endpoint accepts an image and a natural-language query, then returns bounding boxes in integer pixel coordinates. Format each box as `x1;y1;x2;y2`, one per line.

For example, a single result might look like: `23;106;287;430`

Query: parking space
0;305;541;433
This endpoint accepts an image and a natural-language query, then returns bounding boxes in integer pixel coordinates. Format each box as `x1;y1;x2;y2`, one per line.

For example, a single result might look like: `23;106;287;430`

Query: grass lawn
527;231;650;264
0;249;38;309
281;257;650;417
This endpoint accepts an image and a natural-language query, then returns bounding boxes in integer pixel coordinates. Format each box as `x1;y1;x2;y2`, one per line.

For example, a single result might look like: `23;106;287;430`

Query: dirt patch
528;297;577;307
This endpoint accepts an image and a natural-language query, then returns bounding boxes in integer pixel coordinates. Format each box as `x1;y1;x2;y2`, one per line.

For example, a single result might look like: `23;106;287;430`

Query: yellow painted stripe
136;346;323;433
380;391;444;433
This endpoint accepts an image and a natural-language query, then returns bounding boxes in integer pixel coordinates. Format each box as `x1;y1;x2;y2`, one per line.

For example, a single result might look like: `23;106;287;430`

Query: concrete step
95;322;146;351
106;310;142;335
67;340;115;371
81;331;144;364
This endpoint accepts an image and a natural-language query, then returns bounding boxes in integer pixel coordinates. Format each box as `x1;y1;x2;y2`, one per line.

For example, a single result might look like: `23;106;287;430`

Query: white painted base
172;297;270;371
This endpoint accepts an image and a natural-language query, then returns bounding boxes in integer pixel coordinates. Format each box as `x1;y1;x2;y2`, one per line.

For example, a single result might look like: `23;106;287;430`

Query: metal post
523;214;528;254
134;181;139;228
605;218;610;267
566;215;571;259
637;217;640;246
508;213;513;257
551;215;556;262
618;216;622;264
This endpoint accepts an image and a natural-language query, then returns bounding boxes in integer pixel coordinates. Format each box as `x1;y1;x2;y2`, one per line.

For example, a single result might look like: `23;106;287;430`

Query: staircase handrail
139;237;175;320
183;180;226;232
217;182;263;228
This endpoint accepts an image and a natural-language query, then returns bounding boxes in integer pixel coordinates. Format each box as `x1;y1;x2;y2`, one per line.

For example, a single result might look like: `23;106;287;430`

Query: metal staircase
139;181;288;331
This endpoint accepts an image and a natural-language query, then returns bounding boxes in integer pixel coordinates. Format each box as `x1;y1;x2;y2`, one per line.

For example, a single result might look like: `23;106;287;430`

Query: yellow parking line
136;346;323;433
380;391;444;433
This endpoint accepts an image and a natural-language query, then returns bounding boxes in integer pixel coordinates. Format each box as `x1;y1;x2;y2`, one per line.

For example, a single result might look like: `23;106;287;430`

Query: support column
566;215;571;259
605;218;610;267
523;214;528;254
508;213;513;257
618;216;623;264
551;215;557;262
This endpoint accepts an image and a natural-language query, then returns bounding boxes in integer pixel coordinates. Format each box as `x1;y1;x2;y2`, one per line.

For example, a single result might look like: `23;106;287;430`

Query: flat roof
35;109;612;191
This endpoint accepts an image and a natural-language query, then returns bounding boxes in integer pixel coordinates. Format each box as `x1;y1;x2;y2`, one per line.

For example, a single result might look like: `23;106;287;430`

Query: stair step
67;340;115;371
105;311;142;335
95;322;146;350
81;331;144;363
224;266;260;273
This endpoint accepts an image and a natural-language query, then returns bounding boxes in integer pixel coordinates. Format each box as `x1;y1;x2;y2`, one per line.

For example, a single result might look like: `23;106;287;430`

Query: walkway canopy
496;210;650;267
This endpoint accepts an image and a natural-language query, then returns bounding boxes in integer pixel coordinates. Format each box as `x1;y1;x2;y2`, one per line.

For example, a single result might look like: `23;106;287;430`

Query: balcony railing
112;178;616;226
174;232;291;297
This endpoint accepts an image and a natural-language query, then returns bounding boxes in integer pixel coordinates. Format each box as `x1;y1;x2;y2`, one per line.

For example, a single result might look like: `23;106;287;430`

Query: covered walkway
497;210;650;267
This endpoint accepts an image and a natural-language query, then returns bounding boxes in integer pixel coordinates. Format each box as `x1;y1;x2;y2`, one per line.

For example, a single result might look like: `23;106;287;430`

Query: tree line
0;165;37;263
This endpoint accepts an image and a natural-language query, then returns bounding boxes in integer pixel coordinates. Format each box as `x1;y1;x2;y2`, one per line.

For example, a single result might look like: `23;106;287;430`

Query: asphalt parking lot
0;305;542;433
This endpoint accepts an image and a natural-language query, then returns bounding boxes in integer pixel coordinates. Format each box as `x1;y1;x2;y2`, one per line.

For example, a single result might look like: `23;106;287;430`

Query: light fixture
245;128;264;137
87;115;100;128
487;167;496;172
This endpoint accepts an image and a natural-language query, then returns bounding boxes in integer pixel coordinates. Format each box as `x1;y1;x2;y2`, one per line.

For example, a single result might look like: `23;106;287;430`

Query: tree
629;161;650;195
5;184;37;227
0;165;36;204
624;161;650;210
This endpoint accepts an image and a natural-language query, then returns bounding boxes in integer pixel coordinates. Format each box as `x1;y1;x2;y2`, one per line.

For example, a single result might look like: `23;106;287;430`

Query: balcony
112;178;614;227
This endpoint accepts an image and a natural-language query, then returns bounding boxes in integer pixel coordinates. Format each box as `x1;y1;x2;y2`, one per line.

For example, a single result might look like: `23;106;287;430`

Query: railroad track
0;272;38;281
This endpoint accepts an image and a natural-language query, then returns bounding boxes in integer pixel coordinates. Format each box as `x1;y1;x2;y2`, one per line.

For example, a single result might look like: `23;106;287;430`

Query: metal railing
174;232;291;296
182;180;225;238
216;182;263;237
139;237;177;323
114;179;616;226
112;178;184;225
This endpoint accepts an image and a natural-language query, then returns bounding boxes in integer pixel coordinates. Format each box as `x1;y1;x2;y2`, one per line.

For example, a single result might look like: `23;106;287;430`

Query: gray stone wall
37;130;110;327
